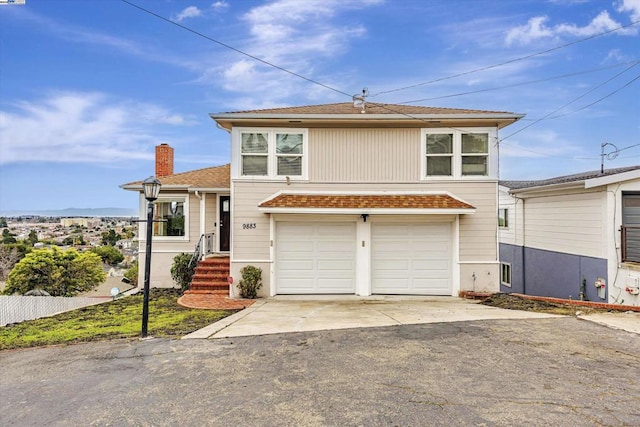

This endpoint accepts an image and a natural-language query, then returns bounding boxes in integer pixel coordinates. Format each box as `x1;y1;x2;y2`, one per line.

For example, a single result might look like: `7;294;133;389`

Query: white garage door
372;222;451;295
276;222;356;294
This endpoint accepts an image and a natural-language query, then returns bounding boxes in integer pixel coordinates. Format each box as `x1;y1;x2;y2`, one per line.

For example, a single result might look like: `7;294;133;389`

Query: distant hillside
0;208;138;217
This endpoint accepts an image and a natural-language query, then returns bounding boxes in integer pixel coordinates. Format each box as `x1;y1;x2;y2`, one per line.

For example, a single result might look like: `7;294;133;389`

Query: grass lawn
0;289;235;351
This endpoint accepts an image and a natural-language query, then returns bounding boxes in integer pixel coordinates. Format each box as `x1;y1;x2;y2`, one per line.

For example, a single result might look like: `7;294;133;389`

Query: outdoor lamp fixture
141;176;161;338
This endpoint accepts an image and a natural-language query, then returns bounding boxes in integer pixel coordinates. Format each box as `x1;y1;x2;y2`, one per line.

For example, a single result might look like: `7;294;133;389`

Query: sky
0;0;639;212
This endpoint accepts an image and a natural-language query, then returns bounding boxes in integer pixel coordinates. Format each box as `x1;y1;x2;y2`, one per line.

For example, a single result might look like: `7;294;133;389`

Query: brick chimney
155;143;174;177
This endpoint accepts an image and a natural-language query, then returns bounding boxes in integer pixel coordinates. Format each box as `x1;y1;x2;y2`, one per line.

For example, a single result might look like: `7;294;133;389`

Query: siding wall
205;194;217;235
498;188;523;246
523;191;605;258
232;180;499;295
309;128;420;182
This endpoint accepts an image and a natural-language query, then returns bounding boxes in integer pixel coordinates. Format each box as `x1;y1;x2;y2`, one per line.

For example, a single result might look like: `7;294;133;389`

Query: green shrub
171;253;196;291
238;265;262;299
3;247;106;296
124;260;138;287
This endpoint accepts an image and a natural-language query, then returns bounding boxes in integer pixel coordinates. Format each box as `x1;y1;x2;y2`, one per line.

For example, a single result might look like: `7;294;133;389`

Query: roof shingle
218;102;516;116
500;165;640;190
259;194;475;210
122;164;230;189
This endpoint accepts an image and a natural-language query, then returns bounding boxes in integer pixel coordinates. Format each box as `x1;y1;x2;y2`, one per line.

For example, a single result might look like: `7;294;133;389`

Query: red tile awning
258;193;475;214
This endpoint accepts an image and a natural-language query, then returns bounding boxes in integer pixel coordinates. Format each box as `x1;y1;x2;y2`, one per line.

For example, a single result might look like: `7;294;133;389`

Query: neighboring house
499;166;640;307
124;102;524;297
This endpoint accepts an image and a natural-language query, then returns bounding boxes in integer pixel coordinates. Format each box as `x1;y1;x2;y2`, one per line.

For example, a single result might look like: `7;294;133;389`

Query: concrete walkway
184;295;562;339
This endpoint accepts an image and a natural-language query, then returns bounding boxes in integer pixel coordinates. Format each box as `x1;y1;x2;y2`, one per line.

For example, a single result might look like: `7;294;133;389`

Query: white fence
0;296;111;326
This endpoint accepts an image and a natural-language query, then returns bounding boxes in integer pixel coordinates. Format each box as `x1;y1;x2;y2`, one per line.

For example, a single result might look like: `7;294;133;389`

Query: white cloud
0;92;193;165
211;1;229;11
201;0;380;106
555;11;620;36
174;6;202;22
505;9;636;45
506;16;555;45
618;0;640;22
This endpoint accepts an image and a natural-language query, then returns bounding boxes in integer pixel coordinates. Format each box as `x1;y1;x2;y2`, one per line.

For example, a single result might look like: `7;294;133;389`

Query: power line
498;141;597;160
499;141;640;161
500;63;640;141
120;0;352;99
370;19;640;98
396;60;640;105
121;0;637;163
543;73;640;120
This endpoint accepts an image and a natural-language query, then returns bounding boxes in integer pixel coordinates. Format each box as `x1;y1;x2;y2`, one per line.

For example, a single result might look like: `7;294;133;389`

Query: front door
219;195;231;252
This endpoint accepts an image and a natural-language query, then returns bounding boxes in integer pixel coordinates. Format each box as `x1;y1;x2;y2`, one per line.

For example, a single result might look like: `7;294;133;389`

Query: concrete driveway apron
184;295;560;339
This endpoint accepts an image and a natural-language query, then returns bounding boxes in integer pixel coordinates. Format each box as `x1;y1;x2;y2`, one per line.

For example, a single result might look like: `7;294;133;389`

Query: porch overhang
258;191;476;215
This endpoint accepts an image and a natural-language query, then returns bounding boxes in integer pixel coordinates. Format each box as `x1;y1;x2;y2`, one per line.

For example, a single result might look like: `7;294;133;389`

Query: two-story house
125;102;523;297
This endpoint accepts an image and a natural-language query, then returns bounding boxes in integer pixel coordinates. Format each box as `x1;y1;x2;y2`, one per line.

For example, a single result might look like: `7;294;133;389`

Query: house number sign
242;223;257;229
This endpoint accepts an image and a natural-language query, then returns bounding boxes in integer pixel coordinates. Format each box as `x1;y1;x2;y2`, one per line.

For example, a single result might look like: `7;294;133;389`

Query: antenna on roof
600;142;619;174
353;88;369;113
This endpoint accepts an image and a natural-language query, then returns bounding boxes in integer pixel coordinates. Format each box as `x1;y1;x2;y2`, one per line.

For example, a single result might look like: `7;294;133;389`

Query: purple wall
499;243;607;301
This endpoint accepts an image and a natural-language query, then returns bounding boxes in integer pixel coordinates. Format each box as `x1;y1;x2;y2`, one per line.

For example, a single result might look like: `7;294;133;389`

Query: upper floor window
422;129;494;179
426;134;453;176
241;132;269;176
236;128;307;180
461;133;488;176
276;133;303;176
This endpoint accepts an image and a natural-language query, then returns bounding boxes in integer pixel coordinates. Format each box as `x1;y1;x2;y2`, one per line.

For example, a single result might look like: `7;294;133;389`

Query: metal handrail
188;234;205;271
621;225;640;263
188;233;216;271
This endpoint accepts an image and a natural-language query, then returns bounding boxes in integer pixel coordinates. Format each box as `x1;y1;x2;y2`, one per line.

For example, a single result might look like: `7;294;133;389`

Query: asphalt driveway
1;316;639;426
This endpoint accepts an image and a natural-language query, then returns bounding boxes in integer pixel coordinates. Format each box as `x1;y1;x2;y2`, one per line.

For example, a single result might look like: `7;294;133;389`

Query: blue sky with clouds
1;0;639;212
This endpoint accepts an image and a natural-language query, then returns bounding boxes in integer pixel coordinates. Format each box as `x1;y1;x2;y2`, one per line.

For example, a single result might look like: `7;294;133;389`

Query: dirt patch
481;293;611;315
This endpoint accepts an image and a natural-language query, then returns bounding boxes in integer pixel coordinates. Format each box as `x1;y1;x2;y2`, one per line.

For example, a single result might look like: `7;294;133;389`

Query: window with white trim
422;129;494;179
237;129;307;179
501;263;511;287
152;198;187;238
498;208;508;228
241;132;269;176
461;133;488;176
425;133;453;176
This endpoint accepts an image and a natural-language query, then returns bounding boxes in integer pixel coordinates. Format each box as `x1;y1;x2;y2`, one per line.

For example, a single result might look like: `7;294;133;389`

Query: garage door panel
277;260;315;272
276;222;356;294
317;240;353;252
317;259;354;271
278;223;313;236
278;278;313;293
278;240;314;252
317;278;355;289
372;222;451;295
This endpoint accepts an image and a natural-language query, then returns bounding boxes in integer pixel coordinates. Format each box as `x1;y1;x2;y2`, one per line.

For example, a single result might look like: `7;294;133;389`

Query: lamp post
141;176;161;338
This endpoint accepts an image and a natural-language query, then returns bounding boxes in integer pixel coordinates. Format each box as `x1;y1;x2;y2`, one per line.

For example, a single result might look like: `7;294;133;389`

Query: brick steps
184;256;230;296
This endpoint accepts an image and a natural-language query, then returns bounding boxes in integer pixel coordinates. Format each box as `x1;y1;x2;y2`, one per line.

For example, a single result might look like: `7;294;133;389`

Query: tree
101;229;121;246
3;247;106;296
124;261;138;287
91;245;124;266
0;245;22;281
27;230;38;246
2;229;17;244
0;217;7;228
